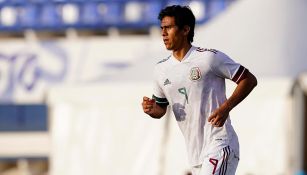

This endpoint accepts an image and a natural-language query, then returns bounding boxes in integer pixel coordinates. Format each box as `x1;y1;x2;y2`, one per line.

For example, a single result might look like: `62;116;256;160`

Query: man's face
160;16;185;51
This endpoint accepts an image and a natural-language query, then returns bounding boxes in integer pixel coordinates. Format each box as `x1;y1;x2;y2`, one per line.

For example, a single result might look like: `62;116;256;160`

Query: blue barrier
0;0;235;32
0;104;48;132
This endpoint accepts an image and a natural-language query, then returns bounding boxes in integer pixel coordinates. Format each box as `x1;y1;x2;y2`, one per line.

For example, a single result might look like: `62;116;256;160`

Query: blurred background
0;0;306;174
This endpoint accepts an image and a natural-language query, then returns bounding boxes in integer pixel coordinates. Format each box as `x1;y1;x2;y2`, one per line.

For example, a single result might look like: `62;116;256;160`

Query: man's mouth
163;39;169;44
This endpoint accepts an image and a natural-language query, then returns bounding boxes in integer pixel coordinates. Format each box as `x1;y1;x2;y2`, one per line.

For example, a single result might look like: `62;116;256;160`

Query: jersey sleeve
152;66;169;107
210;51;249;84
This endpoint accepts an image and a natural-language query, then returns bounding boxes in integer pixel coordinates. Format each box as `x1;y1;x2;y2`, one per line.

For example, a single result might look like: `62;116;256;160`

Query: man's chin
165;46;172;50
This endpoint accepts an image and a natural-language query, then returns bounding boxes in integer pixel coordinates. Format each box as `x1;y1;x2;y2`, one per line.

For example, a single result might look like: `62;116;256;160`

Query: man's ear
183;25;190;36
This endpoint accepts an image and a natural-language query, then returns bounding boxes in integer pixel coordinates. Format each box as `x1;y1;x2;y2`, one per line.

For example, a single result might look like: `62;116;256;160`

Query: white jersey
152;46;247;166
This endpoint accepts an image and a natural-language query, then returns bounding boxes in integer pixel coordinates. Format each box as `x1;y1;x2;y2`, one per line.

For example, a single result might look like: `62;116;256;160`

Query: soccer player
142;5;257;175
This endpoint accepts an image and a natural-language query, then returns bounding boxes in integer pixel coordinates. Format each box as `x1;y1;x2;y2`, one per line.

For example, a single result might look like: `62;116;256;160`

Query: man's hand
142;96;156;115
208;105;230;127
142;96;167;119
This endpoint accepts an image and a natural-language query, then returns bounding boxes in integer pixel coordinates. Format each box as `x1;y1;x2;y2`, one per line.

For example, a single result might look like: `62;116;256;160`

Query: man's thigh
193;146;239;175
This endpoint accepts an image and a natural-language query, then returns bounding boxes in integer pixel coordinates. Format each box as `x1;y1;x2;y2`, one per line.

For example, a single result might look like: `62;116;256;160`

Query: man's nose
161;29;167;36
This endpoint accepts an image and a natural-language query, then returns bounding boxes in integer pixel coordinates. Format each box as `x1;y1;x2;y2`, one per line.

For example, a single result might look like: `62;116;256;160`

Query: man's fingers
211;115;225;127
143;96;155;104
212;116;219;125
145;104;153;109
208;112;216;122
142;96;157;115
144;108;151;113
143;96;150;101
149;98;155;103
144;105;154;113
208;112;222;126
208;115;212;122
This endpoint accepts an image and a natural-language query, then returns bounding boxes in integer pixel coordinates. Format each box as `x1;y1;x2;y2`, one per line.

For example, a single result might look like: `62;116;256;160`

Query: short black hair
158;5;195;43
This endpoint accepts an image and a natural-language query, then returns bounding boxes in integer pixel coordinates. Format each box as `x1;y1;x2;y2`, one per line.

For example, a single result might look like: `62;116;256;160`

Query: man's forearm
224;72;257;111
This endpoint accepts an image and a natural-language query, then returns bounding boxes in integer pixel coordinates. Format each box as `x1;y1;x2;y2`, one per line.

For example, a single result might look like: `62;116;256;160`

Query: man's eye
161;26;170;30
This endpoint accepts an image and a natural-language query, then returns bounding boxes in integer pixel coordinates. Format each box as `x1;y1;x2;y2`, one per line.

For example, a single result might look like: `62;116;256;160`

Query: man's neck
173;43;192;62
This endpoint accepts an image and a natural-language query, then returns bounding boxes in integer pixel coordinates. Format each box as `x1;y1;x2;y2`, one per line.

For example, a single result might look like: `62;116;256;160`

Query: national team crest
190;67;202;81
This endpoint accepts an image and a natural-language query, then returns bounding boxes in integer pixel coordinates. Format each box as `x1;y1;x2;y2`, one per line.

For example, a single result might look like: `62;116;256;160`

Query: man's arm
208;71;257;127
142;96;167;119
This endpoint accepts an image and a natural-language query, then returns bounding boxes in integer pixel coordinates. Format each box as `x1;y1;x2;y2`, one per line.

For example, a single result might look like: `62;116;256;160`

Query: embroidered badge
190;67;202;81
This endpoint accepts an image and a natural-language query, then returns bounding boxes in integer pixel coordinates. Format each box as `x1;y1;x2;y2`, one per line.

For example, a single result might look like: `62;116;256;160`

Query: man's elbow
249;73;258;88
253;77;258;87
151;115;164;119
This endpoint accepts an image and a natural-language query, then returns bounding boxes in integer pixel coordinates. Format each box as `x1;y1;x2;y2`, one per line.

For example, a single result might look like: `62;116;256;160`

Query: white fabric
153;46;241;166
191;146;239;175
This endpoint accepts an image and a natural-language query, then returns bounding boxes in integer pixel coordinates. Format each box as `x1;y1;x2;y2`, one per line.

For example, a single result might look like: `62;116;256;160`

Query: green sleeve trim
152;95;169;107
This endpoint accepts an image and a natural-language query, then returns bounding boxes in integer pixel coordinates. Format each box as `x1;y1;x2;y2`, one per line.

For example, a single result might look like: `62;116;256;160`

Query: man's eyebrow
161;25;173;27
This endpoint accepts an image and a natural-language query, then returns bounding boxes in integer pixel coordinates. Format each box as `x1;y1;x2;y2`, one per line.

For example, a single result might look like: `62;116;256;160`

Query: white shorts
191;146;239;175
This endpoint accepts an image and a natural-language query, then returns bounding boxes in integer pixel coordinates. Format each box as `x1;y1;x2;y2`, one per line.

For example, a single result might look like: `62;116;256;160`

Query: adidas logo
164;79;171;86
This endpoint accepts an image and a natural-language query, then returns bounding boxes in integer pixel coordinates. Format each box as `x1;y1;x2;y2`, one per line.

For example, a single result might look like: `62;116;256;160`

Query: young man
142;5;257;175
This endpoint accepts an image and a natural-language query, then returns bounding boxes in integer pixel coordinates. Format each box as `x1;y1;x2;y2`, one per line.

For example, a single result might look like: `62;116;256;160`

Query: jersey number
178;87;188;104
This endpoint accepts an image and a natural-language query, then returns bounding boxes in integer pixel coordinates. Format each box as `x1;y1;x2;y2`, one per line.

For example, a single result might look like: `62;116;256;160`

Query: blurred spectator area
0;104;49;175
0;0;236;34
